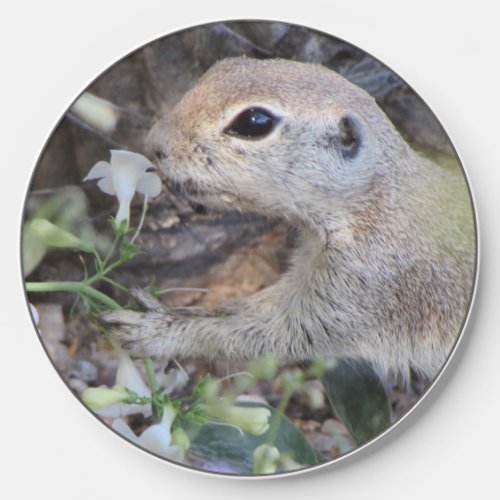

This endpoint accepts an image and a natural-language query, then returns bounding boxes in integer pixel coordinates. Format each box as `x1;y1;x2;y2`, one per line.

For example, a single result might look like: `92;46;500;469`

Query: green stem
85;258;124;286
101;228;122;269
130;197;148;244
266;382;300;446
100;276;130;293
25;281;121;310
144;357;159;393
144;357;163;419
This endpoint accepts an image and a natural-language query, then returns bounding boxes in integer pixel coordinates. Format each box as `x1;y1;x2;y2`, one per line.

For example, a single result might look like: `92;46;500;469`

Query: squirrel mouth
170;178;238;205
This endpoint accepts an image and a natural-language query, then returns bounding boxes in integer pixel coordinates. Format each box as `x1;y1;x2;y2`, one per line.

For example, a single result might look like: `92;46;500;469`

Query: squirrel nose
146;119;169;163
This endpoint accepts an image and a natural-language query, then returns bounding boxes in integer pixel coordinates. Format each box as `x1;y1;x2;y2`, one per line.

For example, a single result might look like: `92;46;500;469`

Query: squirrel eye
224;107;278;139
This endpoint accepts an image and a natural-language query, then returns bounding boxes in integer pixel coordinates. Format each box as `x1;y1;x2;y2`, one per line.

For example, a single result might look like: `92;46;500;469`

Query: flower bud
81;385;130;409
253;444;280;474
200;377;220;402
71;92;119;134
202;403;271;436
29;218;82;249
171;427;191;450
249;356;278;380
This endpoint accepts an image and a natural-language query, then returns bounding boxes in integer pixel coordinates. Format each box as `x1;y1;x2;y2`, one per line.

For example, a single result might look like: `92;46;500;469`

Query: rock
68;359;98;383
34;303;71;372
321;418;349;436
68;377;88;394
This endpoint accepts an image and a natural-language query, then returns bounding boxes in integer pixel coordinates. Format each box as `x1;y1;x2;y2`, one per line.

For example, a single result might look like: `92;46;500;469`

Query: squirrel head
147;57;409;225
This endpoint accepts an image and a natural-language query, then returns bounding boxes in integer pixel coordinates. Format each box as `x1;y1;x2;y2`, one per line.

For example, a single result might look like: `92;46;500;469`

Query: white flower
81;342;188;461
87;344;186;418
92;345;152;418
156;366;188;395
112;404;185;463
115;345;150;397
84;150;162;225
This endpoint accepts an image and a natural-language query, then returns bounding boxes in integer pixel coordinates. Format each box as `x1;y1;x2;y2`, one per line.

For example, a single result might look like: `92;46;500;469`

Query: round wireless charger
22;20;478;477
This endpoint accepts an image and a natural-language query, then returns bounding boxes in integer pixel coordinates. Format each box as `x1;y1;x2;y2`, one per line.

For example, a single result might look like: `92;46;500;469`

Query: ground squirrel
101;57;476;380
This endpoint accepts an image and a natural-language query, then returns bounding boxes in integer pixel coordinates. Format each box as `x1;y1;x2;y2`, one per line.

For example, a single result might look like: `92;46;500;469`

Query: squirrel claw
130;287;166;313
98;309;147;344
98;300;173;359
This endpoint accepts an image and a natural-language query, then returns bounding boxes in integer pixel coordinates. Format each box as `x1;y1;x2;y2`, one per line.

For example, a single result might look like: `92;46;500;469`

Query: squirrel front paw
99;288;173;359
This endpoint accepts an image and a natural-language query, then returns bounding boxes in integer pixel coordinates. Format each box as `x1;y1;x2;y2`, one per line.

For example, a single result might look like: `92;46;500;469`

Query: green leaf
189;402;318;474
21;222;48;277
29;218;83;249
119;241;140;261
322;358;391;445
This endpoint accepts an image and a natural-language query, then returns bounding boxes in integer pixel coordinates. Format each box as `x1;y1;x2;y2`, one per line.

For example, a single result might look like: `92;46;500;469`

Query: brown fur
101;57;476;380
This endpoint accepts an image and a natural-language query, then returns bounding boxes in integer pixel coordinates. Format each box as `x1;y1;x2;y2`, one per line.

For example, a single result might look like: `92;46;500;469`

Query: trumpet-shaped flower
112;404;185;463
84;150;162;225
201;403;271;436
114;345;150;397
85;344;152;418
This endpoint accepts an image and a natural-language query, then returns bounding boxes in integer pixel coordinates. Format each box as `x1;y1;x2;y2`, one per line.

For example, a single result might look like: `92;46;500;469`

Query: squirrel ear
334;114;362;160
